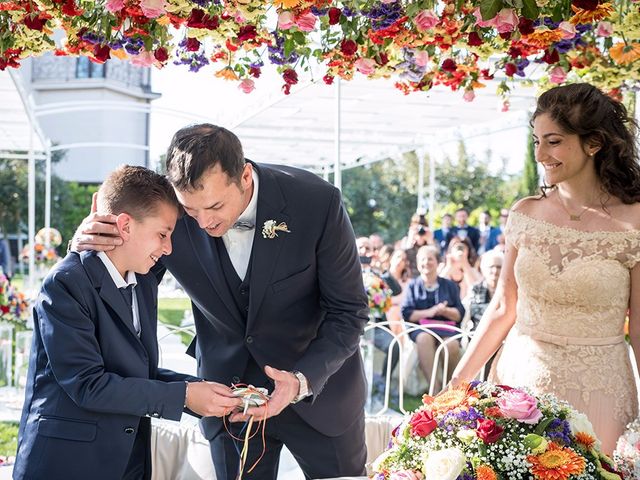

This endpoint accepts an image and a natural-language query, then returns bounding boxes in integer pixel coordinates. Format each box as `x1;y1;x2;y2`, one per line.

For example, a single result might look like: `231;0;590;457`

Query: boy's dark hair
98;165;179;220
165;124;245;191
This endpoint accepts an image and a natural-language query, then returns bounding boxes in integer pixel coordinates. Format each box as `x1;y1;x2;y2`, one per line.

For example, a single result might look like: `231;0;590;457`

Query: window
76;57;106;78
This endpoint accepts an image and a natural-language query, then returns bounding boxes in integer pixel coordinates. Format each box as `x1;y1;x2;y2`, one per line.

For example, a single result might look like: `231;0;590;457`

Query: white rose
456;429;476;444
568;411;601;450
422;448;466;480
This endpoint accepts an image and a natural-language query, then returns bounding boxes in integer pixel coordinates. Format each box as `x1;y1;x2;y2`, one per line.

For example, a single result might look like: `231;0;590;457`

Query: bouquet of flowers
20;242;59;266
363;271;393;319
372;381;622;480
0;271;29;330
614;418;640;479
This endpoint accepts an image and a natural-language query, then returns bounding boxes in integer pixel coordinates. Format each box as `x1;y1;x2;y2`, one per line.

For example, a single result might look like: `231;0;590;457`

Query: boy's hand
185;381;242;417
71;193;123;252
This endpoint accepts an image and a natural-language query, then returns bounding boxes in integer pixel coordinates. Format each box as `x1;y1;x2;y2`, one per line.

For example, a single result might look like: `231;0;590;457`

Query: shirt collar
236;169;259;226
96;251;137;289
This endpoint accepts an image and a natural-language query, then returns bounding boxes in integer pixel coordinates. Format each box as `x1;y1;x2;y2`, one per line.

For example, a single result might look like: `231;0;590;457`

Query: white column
45;142;52;234
333;78;342;191
429;148;437;228
417;155;424;213
28;130;36;290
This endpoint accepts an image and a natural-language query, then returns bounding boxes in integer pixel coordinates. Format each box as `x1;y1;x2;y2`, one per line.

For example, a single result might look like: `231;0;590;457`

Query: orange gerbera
528;442;586;480
476;464;497;480
574;432;597;450
422;384;476;414
215;67;239;81
570;2;614;24
522;27;564;49
610;42;640;65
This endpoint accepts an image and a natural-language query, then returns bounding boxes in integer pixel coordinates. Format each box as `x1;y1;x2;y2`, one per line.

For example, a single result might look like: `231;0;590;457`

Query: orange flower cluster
528;442;586;480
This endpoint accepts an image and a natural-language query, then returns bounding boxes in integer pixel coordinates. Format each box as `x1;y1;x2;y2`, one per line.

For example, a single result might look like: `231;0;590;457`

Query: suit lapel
184;218;245;327
81;252;142;340
248;164;288;327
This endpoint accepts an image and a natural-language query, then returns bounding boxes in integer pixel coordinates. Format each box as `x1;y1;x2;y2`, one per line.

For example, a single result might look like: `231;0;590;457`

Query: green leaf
480;0;504;20
534;416;555;436
522;0;540;20
292;31;306;45
283;38;294;58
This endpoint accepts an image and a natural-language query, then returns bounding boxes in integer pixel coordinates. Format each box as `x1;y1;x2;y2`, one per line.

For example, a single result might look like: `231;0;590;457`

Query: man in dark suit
16;166;241;480
74;125;369;480
433;213;452;252
447;207;480;253
477;210;501;254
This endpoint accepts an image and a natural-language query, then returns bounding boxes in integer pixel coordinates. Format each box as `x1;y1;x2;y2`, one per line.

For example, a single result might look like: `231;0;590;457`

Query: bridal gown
489;210;640;453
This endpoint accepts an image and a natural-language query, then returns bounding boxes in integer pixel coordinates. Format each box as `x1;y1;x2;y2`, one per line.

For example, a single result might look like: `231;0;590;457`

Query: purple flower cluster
364;1;403;31
439;407;481;432
397;48;427;82
174;38;209;72
268;31;299;66
546;418;572;445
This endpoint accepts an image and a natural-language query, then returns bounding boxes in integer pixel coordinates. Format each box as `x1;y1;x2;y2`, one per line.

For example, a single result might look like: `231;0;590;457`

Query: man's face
480;213;490;225
175;163;254;237
455;210;468;226
122;201;177;274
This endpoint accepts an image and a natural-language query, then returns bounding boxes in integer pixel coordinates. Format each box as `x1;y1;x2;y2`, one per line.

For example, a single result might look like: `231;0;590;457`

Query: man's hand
229;366;298;422
71;193;123;252
185;381;243;417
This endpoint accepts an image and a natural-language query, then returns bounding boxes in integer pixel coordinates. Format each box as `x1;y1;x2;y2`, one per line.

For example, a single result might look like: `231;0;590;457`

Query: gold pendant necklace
557;193;591;222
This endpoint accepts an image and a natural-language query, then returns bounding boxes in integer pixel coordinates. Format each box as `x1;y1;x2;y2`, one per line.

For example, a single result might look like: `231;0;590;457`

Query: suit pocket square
37;416;97;442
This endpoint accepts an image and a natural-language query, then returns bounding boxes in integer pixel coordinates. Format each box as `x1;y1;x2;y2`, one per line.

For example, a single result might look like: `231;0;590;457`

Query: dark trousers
209;406;366;480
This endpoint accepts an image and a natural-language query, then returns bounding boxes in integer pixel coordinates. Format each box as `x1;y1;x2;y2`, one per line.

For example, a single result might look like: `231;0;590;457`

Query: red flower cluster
409;410;437;437
187;9;219;30
282;68;298;95
476;418;504;444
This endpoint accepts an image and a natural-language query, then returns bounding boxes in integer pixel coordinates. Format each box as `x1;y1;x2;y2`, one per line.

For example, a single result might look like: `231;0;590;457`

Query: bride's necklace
556;192;593;222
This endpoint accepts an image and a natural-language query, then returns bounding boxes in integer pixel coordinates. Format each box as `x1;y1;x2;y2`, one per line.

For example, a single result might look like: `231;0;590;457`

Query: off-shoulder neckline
509;210;640;236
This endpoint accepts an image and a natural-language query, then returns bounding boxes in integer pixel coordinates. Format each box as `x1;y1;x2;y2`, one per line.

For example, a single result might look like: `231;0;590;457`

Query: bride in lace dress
451;83;640;454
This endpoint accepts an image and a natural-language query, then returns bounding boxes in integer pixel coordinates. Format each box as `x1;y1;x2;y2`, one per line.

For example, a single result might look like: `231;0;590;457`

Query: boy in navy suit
14;166;241;480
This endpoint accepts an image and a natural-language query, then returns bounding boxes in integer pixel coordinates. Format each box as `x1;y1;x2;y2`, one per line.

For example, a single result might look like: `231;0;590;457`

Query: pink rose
414;10;439;31
295;11;316;32
413;50;429;67
596;21;613;37
473;8;495;28
105;0;124;13
140;0;166;18
238;78;255;94
557;21;577;40
355;58;376;75
494;8;518;34
130;50;155;67
549;65;567;84
496;390;543;424
278;11;295;29
463;89;475;102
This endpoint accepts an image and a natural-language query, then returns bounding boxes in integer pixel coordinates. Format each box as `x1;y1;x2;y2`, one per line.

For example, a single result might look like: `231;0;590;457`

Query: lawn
158;297;193;346
0;422;18;459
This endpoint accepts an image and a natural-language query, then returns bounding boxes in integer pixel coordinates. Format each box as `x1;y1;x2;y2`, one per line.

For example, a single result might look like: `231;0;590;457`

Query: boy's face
120;201;178;274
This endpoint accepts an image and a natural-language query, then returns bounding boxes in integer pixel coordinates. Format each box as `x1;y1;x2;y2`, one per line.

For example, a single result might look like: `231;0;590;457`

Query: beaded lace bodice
491;211;640;423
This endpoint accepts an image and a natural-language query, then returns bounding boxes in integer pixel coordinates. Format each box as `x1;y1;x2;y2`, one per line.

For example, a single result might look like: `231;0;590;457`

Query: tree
521;128;539;196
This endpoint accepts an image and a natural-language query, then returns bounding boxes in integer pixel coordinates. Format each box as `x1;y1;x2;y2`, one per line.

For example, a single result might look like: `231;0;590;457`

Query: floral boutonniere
262;220;291;239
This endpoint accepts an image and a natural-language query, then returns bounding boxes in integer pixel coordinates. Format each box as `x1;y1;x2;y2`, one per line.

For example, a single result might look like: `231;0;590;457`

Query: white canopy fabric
230;77;537;174
0;70;46;156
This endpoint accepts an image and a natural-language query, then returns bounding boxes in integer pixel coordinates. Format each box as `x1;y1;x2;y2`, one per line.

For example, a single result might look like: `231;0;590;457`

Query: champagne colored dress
489;211;640;453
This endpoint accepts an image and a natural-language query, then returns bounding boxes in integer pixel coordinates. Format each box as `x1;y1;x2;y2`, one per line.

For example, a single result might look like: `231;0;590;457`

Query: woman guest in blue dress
402;245;465;392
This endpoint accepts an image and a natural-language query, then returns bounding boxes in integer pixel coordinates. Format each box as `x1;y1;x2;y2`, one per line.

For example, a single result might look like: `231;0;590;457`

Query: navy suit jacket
14;251;195;480
447;225;481;252
160;162;369;439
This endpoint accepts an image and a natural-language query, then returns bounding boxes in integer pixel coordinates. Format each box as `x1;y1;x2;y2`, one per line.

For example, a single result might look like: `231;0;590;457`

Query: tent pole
333;78;342;191
28;130;36;290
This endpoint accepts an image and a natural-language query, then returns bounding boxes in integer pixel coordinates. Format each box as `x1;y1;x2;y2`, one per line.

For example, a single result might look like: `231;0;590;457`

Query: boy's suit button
124;427;135;434
239;288;248;295
246;336;253;344
232;376;240;383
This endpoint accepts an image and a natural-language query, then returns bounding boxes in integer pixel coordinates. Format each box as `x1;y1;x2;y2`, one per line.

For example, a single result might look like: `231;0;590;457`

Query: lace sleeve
503;211;526;249
623;232;640;269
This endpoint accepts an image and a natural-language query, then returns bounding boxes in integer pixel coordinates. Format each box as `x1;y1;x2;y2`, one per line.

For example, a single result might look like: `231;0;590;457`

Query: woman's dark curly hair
531;83;640;204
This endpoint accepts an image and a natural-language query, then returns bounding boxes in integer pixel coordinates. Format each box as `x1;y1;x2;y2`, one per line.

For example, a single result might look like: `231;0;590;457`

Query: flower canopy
1;0;639;98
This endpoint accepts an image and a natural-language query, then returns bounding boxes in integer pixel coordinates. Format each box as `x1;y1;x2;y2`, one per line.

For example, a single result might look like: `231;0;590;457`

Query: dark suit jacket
14;251;195;480
447;225;481;252
483;226;502;252
161;162;369;439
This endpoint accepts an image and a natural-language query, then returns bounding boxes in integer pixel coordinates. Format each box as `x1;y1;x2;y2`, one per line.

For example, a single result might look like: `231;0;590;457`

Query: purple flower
546;418;572;445
364;1;403;31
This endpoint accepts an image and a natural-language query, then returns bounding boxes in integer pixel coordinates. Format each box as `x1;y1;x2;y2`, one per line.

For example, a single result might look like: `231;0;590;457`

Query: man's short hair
98;165;178;221
165;124;245;191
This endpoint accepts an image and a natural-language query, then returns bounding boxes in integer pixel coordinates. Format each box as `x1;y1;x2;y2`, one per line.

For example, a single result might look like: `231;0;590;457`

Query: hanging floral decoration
1;0;639;99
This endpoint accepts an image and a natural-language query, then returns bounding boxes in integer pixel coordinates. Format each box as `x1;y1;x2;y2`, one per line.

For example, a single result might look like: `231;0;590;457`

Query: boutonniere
262;220;291;239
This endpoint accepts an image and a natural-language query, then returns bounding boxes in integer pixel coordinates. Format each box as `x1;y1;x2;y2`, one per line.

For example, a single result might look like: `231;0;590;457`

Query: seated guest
469;251;504;331
401;246;465;393
14;166;242;480
440;236;483;300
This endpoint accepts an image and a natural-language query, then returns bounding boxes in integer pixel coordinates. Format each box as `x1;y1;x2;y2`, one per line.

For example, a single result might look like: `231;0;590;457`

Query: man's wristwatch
291;370;311;404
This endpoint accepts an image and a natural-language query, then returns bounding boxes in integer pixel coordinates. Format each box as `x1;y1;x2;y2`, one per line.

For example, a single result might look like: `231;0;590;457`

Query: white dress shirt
97;251;141;336
222;170;259;280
